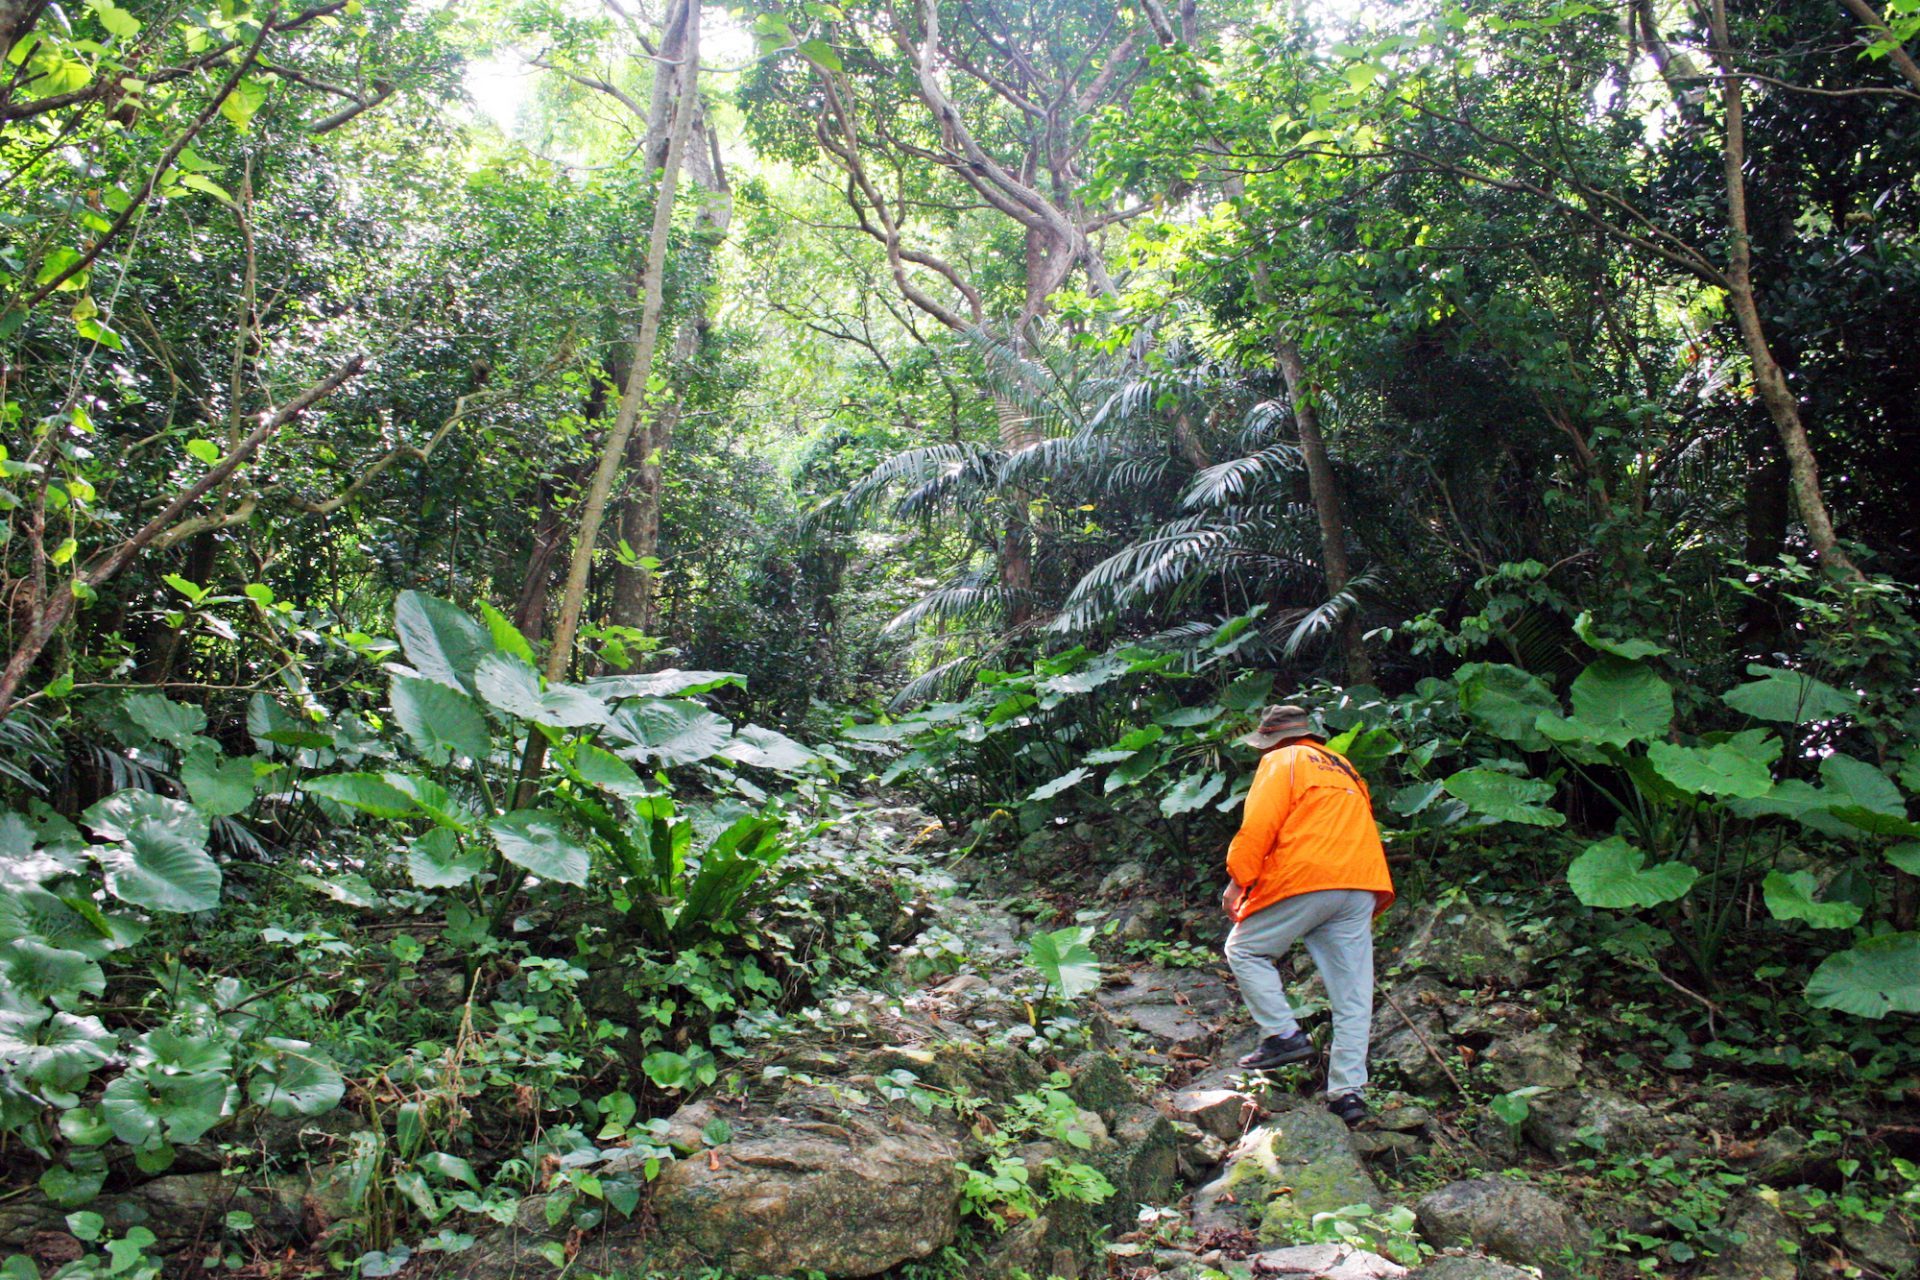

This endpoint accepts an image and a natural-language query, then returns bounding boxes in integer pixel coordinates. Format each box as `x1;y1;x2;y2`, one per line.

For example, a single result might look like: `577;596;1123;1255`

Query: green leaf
1819;754;1914;835
1029;767;1089;802
1722;666;1857;724
474;654;610;729
82;791;219;914
1103;745;1165;793
1804;934;1920;1018
405;829;487;890
1761;870;1862;930
1160;771;1226;817
247;1038;344;1117
393;590;494;692
181;746;257;816
0;810;85;883
104;1068;228;1144
610;698;733;767
304;772;416;820
0;939;105;1005
798;37;843;70
720;724;817;772
391;675;492;765
1442;768;1564;827
477;601;535;664
488;810;590;886
247;694;333;751
184;438;220;465
1543;657;1673;748
219;77;268;129
568;744;648;796
585;669;745;699
90;1;142;39
121;692;207;747
419;1151;481;1190
1887;842;1920;875
1646;735;1777;799
1571;612;1669;660
1567;836;1697;909
39;1164;104;1209
0;1008;115;1093
1026;926;1101;1000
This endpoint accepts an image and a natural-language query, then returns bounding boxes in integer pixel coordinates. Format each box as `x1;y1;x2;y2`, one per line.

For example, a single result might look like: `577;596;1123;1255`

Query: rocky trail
6;806;1911;1280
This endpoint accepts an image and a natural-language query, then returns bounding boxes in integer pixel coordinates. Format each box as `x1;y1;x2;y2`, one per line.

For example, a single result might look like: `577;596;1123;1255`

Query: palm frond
1184;445;1304;509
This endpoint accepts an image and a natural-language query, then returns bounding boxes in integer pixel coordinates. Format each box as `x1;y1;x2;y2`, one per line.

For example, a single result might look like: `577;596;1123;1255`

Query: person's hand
1221;881;1245;916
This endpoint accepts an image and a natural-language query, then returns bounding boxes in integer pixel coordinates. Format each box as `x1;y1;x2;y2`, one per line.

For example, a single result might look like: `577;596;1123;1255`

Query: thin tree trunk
510;0;699;806
1275;338;1373;686
993;391;1037;625
1709;0;1862;581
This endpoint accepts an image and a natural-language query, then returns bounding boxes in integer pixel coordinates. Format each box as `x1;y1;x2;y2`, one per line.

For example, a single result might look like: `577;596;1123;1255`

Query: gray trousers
1224;888;1376;1098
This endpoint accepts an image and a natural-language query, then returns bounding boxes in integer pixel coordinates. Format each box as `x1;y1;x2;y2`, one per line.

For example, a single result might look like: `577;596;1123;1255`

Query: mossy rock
1193;1106;1384;1243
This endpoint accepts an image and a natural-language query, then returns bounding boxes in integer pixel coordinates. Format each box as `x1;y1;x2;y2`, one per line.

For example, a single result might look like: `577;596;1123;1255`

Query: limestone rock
1481;1028;1581;1091
650;1123;963;1276
1095;966;1236;1048
1099;860;1150;897
1414;1177;1592;1275
1408;1257;1535;1280
1169;1086;1259;1142
1094;1103;1179;1228
1522;1088;1656;1159
1065;1048;1133;1122
1193;1106;1383;1242
1388;900;1533;989
1369;977;1455;1092
1248;1242;1408;1277
1841;1212;1916;1277
1704;1193;1798;1280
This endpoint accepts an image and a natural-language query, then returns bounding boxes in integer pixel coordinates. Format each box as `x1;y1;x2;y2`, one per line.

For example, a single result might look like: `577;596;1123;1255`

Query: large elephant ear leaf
0;938;107;1005
1818;755;1918;836
610;699;733;767
248;1037;346;1117
81;791;220;914
393;590;494;693
1026;926;1101;999
1567;836;1697;909
1723;665;1857;725
1442;768;1564;827
474;654;610;729
1565;657;1673;745
0;810;85;884
1804;933;1920;1019
488;810;590;886
121;691;208;748
406;829;488;890
390;675;492;765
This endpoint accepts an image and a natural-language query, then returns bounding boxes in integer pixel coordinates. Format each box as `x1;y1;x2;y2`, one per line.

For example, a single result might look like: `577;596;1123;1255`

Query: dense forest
2;0;1918;1277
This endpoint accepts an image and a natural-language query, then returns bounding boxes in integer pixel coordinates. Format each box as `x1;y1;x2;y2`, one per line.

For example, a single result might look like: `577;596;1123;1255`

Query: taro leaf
488;810;590;886
246;693;332;751
1026;926;1101;1000
103;1068;229;1144
1104;745;1165;794
393;590;493;692
0;886;122;958
1557;657;1674;747
720;724;817;773
406;829;487;890
60;1105;114;1147
0;1008;115;1093
1442;768;1564;827
568;744;648;796
380;772;474;831
1036;655;1129;698
0;939;106;1005
1456;662;1558;752
1819;754;1917;836
1723;665;1858;725
82;791;219;914
296;872;383;909
181;746;257;816
122;692;207;747
303;772;416;820
1389;779;1447;817
1761;870;1863;930
1567;836;1698;909
38;1165;105;1209
1804;933;1920;1018
1888;843;1920;876
1221;669;1276;712
247;1038;345;1117
1155;704;1222;728
131;1026;231;1075
610;698;733;767
584;669;745;699
1571;612;1670;660
1160;771;1226;818
1646;735;1777;799
1029;767;1089;802
641;1050;698;1091
1;810;85;883
390;675;492;765
474;654;610;729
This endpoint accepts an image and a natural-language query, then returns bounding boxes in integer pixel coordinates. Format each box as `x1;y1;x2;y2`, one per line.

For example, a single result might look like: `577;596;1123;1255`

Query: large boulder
1249;1243;1409;1277
648;1122;963;1277
1702;1193;1798;1280
1192;1106;1383;1242
1522;1088;1658;1159
1387;900;1534;989
1369;976;1456;1093
1095;966;1238;1049
1409;1257;1535;1280
1414;1177;1592;1275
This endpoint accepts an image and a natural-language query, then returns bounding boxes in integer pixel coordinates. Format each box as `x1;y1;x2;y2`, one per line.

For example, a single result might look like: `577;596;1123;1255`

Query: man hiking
1221;703;1395;1127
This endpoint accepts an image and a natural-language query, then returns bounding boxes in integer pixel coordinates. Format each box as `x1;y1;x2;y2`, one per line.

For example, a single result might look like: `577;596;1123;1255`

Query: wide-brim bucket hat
1238;703;1316;750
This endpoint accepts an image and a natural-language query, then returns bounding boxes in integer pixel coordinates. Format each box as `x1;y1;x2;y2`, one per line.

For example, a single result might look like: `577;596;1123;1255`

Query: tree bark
1275;337;1373;686
1709;0;1862;581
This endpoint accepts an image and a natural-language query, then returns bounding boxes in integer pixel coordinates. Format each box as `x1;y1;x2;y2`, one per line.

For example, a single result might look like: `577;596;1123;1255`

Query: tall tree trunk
1709;0;1862;580
610;113;731;646
509;0;700;808
1275;337;1374;686
993;391;1037;625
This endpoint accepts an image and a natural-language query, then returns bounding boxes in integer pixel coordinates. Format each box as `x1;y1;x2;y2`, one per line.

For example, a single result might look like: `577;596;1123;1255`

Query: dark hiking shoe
1328;1092;1370;1128
1237;1031;1315;1071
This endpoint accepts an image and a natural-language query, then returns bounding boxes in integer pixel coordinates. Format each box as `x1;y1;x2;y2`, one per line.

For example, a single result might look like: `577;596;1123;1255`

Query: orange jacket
1226;740;1395;922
